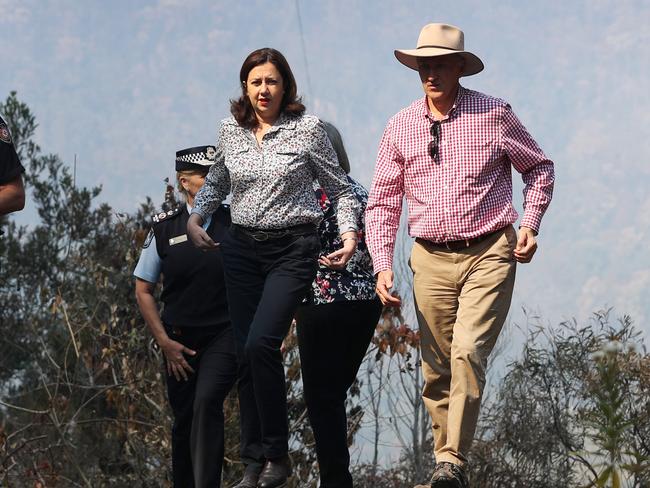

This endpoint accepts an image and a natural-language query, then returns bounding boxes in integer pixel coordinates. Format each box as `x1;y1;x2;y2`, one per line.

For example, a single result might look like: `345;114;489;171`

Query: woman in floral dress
295;122;382;488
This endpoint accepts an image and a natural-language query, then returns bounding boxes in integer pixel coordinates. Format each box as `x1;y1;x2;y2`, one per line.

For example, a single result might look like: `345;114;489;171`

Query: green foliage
584;323;649;487
0;91;40;165
1;90;169;485
470;311;650;488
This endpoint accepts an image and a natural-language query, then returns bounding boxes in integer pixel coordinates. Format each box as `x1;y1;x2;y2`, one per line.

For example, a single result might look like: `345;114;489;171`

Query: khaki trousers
410;225;517;467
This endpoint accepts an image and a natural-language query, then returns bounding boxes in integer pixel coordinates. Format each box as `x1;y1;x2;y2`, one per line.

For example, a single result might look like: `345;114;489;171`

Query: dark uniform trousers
165;325;237;488
220;226;319;467
295;298;382;488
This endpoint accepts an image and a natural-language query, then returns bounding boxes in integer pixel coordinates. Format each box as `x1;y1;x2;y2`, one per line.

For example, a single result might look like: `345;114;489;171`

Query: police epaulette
152;206;182;224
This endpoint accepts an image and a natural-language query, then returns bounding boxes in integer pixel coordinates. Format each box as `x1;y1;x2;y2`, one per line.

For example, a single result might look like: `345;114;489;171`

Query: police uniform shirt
0;115;25;185
134;203;231;328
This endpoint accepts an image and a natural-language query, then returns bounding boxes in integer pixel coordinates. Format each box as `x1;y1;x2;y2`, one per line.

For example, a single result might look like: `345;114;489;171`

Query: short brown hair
230;48;305;130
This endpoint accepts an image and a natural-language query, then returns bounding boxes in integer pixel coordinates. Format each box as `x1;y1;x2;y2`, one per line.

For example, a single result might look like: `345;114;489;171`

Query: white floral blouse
192;113;358;234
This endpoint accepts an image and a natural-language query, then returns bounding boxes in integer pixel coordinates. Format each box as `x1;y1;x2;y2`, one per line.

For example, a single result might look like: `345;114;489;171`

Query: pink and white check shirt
366;86;555;274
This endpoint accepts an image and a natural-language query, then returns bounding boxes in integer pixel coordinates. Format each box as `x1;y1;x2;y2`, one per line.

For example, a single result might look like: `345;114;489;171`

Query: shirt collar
225;113;298;132
421;85;466;121
265;112;298;135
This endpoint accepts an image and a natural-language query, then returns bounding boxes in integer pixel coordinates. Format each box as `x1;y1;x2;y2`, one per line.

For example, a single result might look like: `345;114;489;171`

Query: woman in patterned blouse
187;48;359;488
295;122;382;488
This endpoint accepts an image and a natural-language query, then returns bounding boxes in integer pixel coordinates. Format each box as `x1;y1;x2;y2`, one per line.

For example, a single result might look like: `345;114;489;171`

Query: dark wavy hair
230;48;305;129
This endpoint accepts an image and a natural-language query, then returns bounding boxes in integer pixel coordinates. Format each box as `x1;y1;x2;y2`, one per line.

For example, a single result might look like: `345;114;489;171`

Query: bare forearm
135;289;169;346
0;177;25;215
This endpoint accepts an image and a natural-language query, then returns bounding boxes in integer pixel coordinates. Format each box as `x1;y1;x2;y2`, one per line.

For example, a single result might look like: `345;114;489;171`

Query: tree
1;91;173;486
470;310;650;487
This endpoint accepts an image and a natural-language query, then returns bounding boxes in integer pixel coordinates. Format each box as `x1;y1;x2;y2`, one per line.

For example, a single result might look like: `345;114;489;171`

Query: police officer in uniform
134;145;236;488
0;114;26;216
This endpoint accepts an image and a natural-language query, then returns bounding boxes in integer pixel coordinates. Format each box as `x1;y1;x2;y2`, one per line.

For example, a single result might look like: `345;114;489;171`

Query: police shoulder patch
151;205;182;224
0;120;12;144
142;229;154;249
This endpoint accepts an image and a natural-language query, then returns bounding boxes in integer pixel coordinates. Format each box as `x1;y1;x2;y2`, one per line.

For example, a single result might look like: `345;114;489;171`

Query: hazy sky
2;0;649;339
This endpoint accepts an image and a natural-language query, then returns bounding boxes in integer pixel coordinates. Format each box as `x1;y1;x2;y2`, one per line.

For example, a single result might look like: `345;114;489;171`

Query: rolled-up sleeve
501;105;555;233
366;119;405;274
192;123;231;221
307;120;359;234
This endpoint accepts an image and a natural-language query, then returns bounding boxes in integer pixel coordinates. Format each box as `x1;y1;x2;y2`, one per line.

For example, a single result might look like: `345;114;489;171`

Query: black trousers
220;227;319;467
295;298;383;488
165;325;237;488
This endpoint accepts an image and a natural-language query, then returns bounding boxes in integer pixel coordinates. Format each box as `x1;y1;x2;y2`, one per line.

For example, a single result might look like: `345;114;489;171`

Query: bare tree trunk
368;357;385;479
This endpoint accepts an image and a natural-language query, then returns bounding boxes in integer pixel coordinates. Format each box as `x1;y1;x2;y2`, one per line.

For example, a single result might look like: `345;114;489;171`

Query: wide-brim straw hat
394;23;484;77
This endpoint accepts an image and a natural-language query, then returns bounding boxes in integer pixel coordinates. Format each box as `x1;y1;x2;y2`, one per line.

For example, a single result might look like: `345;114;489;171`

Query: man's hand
514;226;538;263
187;213;219;250
160;337;196;381
375;269;401;307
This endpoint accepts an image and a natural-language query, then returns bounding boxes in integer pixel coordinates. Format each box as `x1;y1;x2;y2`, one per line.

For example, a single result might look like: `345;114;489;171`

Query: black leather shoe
234;465;262;488
257;456;292;488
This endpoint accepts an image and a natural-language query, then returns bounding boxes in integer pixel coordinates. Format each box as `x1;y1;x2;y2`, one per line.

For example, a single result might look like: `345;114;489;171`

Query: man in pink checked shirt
366;23;554;488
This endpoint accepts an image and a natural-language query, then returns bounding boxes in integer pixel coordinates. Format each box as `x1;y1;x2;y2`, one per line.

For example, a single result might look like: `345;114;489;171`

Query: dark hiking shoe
429;462;469;488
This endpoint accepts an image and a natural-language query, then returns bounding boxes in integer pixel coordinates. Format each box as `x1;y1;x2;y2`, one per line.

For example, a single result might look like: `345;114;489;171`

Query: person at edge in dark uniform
294;122;383;488
0;114;26;217
133;145;237;488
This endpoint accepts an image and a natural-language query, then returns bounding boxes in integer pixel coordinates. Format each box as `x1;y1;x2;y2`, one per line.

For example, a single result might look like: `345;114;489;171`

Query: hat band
417;45;459;50
176;157;213;165
176;161;212;172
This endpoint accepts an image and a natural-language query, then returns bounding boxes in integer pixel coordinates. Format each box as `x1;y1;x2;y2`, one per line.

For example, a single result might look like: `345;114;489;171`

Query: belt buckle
252;231;269;241
443;239;470;251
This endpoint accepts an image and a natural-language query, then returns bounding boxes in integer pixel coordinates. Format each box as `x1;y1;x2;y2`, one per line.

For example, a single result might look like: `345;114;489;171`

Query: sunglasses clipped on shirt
429;120;441;160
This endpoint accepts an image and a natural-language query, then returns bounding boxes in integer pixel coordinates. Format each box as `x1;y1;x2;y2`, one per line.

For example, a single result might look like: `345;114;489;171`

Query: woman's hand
187;213;219;250
320;231;357;270
160;337;197;381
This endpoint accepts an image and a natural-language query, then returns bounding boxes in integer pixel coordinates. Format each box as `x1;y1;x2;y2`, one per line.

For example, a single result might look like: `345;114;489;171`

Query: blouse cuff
338;223;358;235
190;207;207;223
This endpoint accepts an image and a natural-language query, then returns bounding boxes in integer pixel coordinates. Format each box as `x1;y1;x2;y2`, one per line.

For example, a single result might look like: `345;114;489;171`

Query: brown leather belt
416;227;506;252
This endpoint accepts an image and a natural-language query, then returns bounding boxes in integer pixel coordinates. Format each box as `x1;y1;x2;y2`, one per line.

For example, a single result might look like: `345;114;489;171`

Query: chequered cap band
175;145;216;171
